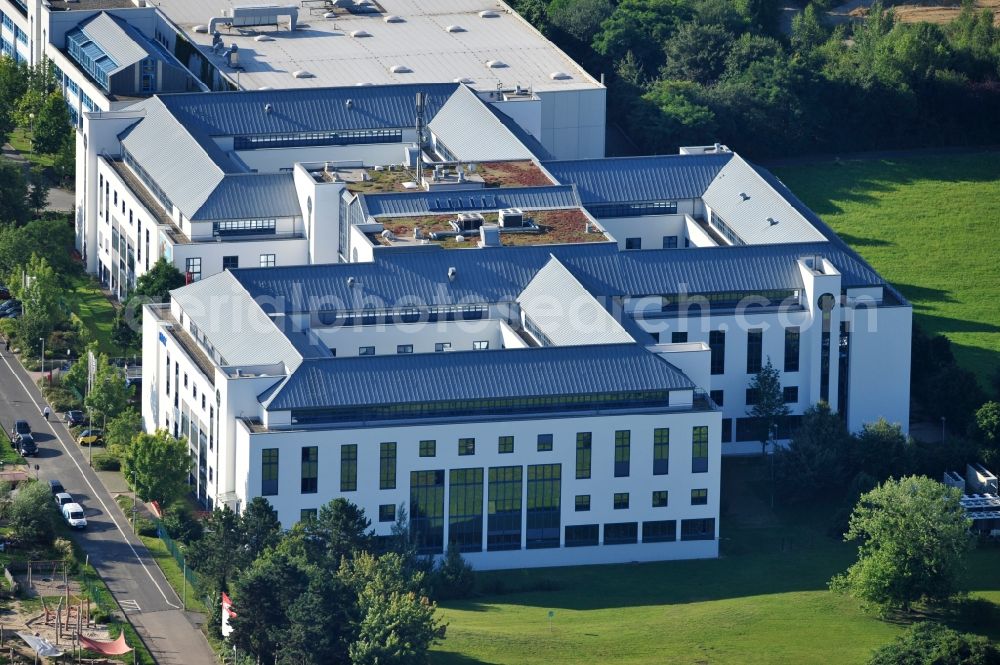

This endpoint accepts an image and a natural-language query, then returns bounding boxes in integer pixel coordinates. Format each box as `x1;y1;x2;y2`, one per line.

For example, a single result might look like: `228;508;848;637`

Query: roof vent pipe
447;266;457;281
347;276;356;286
768;217;778;226
346;99;353;109
264;103;273;114
740;192;749;201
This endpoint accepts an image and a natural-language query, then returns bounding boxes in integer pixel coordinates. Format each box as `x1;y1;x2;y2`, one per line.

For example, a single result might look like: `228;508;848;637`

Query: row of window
233;129;403;150
624;236;690;250
566;519;716;546
291;390;675;426
587;201;679;219
319;304;488;327
710;386;799;408
707;327;800;376
260;427;711;497
573;488;708;512
187;254;275;279
213;219;277;236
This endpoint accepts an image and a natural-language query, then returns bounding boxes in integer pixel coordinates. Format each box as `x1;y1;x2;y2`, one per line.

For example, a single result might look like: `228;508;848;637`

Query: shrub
41;385;82;412
162;504;203;544
92;454;120;471
431;543;475;600
134;516;158;538
868;622;1000;665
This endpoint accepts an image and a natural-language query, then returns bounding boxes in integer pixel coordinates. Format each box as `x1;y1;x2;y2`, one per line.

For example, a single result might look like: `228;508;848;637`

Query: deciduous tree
746;357;790;455
85;354;129;425
121;429;190;507
830;476;972;615
9;480;58;545
32;91;71;155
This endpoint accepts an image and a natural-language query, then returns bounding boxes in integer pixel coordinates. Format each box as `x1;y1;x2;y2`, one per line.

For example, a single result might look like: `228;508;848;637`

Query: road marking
120;600;142;613
0;353;181;610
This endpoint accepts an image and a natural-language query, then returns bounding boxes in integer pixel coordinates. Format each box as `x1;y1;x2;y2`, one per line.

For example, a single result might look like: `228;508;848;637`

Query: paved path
2;142;75;213
0;350;217;665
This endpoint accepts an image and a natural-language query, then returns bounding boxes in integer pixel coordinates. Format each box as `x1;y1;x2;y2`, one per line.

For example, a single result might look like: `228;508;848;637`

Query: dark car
11;420;30;444
48;479;65;495
0;299;19;313
65;410;87;427
17;433;37;457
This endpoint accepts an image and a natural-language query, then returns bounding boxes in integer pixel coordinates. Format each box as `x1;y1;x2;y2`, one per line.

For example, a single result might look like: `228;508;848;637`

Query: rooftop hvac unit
498;208;525;228
455;212;485;232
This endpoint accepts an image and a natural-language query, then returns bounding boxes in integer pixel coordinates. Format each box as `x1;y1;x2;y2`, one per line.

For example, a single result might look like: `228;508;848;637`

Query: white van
62;503;87;529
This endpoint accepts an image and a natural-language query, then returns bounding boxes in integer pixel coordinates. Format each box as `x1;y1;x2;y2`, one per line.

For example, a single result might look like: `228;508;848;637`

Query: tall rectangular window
614;430;630;477
487;466;522;551
692;426;709;473
784;327;800;372
746;328;763;373
419;439;436;457
340;444;357;492
575;433;592;479
449;468;484;552
537;434;553;451
410;470;445;554
709;390;724;407
784;386;799;403
691;489;708;505
185;257;202;282
259;253;276;268
526;464;561;549
709;330;726;375
261;448;278;496
653;428;669;475
613;492;629;509
380;442;397;490
379;504;395;523
498;436;514;454
575;495;590;511
652;490;669;507
458;438;476;456
300;446;317;494
301;509;317;522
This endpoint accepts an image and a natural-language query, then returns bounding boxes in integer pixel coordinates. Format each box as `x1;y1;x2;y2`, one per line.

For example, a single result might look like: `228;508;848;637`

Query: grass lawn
431;458;1000;665
773;152;1000;389
62;273;118;355
0;430;26;466
7;127;57;171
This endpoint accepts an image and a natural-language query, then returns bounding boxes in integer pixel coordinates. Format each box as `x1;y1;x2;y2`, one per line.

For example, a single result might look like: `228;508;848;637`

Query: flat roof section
377;209;606;248
157;0;602;92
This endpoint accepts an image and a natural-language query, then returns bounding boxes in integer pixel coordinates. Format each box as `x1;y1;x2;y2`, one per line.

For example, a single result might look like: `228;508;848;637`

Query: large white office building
138;123;912;567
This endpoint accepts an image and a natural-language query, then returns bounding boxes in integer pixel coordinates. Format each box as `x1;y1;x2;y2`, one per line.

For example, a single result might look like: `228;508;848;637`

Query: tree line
511;0;1000;158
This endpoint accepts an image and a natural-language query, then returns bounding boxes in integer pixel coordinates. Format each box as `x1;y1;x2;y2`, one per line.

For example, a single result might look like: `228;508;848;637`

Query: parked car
0;299;20;314
48;479;65;495
64;410;87;427
17;434;37;457
62;503;86;529
54;492;74;509
77;429;104;446
11;420;30;444
0;302;21;319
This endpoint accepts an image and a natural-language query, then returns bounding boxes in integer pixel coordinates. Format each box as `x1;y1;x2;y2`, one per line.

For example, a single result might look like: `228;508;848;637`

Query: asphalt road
0;350;216;665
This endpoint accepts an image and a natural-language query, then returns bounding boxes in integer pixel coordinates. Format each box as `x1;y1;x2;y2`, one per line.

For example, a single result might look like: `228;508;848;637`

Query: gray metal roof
427;85;535;162
76;13;150;74
119;98;228;219
361;185;581;218
518;257;633;346
231;240;886;315
170;271;303;371
159;83;458;137
262;344;694;411
541;153;732;204
192;173;302;221
702;154;827;245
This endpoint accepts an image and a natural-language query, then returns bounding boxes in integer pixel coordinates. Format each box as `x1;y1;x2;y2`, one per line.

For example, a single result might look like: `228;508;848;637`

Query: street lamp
28;112;34;155
39;337;44;374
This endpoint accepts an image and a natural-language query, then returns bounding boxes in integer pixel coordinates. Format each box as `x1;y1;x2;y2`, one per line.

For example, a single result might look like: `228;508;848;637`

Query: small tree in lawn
32;90;71;155
747;357;790;455
26;166;49;216
830;476;972;616
121;429;190;508
15;254;63;357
